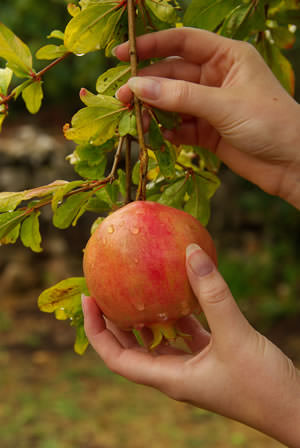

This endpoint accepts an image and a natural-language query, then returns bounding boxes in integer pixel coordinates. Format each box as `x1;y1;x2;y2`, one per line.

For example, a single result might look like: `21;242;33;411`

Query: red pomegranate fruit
83;201;217;348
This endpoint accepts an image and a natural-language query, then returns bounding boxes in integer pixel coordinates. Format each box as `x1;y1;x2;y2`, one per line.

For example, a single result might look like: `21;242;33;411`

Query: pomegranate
83;201;217;348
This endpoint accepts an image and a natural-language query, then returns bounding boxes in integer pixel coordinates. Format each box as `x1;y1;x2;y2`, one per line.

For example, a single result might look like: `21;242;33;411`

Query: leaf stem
127;0;148;201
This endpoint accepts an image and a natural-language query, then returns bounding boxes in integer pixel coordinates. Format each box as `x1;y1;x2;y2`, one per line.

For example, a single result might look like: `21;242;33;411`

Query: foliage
0;0;299;354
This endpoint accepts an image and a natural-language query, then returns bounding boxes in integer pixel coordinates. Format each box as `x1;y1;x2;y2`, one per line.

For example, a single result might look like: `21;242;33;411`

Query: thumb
186;244;251;346
128;76;228;125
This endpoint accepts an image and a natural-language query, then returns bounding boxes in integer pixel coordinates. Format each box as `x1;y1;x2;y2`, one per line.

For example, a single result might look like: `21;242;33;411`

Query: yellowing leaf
0;22;33;78
38;277;90;355
22;80;44;114
0;67;13;94
64;3;124;54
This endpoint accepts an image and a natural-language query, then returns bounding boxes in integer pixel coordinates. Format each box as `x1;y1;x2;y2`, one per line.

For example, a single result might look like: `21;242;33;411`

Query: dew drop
134;302;145;311
134;323;145;330
107;224;115;234
75;53;84;57
158;312;168;321
135;209;145;216
133;258;138;264
130;227;140;235
102;237;107;246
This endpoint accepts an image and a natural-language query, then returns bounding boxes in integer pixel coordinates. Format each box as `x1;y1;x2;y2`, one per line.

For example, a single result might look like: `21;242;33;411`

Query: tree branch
127;0;148;201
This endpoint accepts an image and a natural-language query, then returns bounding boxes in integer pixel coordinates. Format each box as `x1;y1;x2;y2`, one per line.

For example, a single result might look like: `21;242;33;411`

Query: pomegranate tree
83;201;217;348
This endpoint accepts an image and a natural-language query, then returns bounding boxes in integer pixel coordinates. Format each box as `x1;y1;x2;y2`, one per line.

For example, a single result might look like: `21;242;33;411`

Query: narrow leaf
184;0;240;30
20;211;42;253
53;192;91;229
36;44;67;60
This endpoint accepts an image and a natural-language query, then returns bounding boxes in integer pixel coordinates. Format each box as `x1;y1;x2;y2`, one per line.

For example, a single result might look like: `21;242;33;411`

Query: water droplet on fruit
135;209;145;216
107;225;115;234
134;323;145;330
134;302;145;311
133;258;138;264
158;312;168;321
130;227;140;235
102;237;107;246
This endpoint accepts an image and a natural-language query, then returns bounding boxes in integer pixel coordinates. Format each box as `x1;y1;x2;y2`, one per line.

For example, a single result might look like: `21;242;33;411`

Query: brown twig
125;135;132;203
127;0;148;201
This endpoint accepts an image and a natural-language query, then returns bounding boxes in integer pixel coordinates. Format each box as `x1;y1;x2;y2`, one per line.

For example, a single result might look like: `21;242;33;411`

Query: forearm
256;366;300;447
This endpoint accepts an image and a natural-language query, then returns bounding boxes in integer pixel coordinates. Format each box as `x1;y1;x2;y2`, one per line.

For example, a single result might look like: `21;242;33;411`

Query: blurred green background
0;1;299;447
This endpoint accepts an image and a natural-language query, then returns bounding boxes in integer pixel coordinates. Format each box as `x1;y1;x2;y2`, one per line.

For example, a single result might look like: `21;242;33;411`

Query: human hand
114;28;300;209
82;243;300;447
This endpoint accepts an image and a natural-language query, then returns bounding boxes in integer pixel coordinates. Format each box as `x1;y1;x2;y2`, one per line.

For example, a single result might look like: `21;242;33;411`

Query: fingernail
128;77;161;100
81;294;87;308
115;88;120;100
186;244;215;277
111;45;119;57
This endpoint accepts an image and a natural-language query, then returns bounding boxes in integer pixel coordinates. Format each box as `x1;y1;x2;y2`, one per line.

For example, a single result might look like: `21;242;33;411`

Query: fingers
116;58;202;104
176;315;211;353
82;296;186;393
115;27;234;66
126;76;229;126
186;244;252;348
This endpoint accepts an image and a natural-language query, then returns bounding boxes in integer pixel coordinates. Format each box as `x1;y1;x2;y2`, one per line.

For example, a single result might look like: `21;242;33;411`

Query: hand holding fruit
82;242;300;448
115;28;300;209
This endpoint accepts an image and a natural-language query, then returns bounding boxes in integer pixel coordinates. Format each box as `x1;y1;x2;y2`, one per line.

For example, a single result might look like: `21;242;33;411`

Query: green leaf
22;81;44;114
270;26;296;49
155;141;177;178
38;277;90;355
0;191;26;212
152;107;180;130
0;210;26;242
47;30;65;41
96;64;131;95
118;110;137;137
219;2;266;40
272;9;300;26
20;211;42;253
11;79;32;99
256;37;295;95
144;0;177;26
191;146;221;173
53;192;91;229
158;176;188;208
74;157;107;179
35;44;67;60
184;177;210;226
0;67;13;94
64;97;124;145
184;0;240;30
51;180;84;213
0;22;33;78
64;3;124;55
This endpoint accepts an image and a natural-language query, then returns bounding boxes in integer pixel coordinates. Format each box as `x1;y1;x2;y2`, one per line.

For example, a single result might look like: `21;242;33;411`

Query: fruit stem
127;0;148;201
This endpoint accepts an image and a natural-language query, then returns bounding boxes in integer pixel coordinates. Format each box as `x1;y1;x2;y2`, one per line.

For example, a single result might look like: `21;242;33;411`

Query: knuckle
172;81;192;108
202;278;229;304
